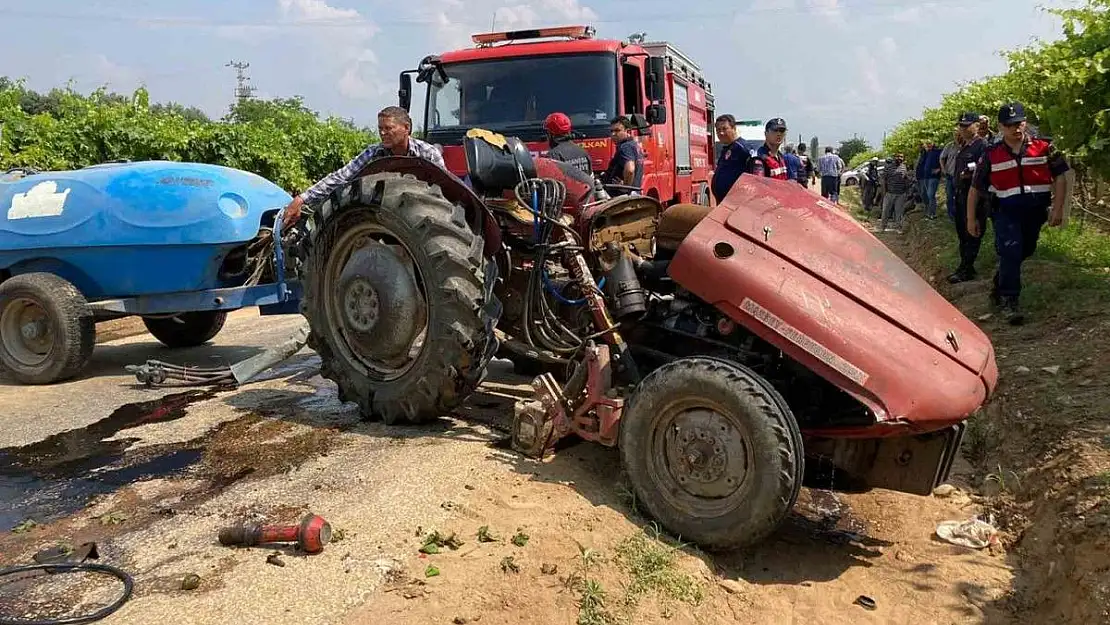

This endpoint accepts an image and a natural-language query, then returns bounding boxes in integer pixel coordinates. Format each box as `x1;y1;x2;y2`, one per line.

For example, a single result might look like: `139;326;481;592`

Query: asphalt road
0;311;310;448
0;309;534;625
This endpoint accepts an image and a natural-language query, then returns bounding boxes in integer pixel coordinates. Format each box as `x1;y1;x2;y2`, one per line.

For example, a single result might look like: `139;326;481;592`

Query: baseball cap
998;102;1026;125
765;117;787;131
544;112;572;136
957;112;979;126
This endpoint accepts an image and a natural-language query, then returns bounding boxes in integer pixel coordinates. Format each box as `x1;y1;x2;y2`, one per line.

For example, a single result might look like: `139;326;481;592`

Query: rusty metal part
218;513;333;554
654;202;712;251
580;194;663;254
802;422;966;496
663;409;752;499
554;231;640;383
511;342;624;458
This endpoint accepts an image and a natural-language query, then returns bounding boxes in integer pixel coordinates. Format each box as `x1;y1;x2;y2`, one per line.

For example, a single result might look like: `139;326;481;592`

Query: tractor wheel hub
667;409;750;499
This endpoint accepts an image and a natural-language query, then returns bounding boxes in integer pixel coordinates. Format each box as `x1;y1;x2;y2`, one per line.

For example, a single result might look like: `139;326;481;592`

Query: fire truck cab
398;25;716;206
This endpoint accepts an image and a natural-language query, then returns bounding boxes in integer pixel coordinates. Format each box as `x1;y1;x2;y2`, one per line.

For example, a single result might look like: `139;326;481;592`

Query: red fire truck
398;25;717;206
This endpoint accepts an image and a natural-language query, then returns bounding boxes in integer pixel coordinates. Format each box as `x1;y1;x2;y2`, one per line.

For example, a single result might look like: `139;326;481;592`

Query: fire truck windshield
424;53;617;144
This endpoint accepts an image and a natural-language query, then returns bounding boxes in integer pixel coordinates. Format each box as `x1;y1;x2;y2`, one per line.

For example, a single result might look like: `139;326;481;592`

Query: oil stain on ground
0;390;216;531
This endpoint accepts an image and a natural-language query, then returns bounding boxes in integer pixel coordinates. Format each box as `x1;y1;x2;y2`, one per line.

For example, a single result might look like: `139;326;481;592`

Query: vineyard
0;78;377;196
881;0;1110;223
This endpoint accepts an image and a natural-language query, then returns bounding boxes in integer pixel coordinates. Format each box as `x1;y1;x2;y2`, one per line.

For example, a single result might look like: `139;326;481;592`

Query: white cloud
750;0;796;11
275;0;386;101
278;0;360;21
879;36;897;56
421;0;598;50
806;0;845;26
854;45;884;97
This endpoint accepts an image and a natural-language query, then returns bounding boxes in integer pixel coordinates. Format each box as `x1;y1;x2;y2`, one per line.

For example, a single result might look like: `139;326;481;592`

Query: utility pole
225;61;257;102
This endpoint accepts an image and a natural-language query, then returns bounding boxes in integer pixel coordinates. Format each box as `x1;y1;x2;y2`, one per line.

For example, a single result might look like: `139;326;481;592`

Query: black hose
0;562;133;625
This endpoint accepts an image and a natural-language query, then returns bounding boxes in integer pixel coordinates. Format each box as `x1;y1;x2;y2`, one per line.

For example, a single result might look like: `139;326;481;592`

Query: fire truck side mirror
646;104;667;126
399;72;413;112
646;57;667;103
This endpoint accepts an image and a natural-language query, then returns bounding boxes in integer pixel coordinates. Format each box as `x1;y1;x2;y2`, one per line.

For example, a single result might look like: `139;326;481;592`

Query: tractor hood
666;175;997;432
725;176;991;376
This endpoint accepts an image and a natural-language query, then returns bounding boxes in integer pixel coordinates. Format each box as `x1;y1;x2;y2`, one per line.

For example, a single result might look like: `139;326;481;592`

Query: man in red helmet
542;112;593;176
541;111;594;176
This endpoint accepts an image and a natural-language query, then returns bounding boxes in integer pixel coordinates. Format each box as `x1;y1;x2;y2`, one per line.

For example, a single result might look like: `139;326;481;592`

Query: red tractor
397;25;717;206
293;31;998;551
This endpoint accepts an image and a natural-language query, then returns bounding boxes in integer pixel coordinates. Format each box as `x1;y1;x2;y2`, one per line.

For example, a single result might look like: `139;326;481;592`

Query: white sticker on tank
7;181;70;220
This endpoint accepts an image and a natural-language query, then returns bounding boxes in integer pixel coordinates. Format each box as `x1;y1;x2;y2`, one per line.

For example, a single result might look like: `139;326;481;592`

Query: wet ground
0;309;1011;625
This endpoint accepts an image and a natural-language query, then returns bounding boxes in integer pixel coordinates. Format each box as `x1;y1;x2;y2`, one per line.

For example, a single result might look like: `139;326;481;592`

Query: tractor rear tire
0;272;96;384
301;172;500;425
619;356;804;551
144;311;228;348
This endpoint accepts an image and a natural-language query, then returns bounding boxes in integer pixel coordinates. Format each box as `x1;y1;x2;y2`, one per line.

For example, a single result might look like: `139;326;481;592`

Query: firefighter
969;102;1070;324
601;116;644;194
710;114;753;203
750;118;790;179
542;112;592;176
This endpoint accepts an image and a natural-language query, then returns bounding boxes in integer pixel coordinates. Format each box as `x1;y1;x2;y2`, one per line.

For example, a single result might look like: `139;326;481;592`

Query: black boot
947;266;977;284
1000;296;1024;325
989;273;1001;307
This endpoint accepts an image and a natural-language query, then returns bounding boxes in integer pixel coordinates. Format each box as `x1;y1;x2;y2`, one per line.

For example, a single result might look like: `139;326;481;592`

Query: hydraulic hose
0;562;133;625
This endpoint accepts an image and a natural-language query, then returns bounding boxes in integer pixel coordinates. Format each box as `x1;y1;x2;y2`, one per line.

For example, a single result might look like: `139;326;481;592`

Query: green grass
847;184;1110;317
567;526;705;625
613;526;705;606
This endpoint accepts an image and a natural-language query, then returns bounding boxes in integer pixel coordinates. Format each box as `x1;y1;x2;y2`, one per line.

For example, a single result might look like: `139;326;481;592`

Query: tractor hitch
510;341;625;459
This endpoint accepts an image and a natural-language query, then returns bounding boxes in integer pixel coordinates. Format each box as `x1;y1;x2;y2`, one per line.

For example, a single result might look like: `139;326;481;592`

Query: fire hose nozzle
217;513;332;554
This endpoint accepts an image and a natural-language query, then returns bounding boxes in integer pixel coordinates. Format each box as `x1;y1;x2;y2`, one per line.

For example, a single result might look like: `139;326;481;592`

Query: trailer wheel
302;172;500;425
619;356;804;551
0;272;96;384
143;311;228;348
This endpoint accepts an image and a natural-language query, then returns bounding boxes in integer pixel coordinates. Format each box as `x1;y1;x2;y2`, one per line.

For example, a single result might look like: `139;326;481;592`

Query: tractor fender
358;156;501;256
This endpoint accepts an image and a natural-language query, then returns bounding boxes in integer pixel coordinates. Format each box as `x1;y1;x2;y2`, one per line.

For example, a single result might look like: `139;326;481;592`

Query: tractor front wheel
619;356;804;551
0;273;96;384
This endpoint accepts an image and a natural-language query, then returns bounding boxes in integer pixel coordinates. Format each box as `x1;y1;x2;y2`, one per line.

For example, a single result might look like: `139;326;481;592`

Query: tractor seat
655;203;713;251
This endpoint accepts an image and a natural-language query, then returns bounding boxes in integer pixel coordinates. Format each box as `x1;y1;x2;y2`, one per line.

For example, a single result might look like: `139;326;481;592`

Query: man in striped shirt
879;153;911;233
281;106;445;228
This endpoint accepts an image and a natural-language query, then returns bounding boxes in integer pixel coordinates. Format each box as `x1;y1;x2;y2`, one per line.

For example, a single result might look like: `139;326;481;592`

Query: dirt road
0;308;1014;625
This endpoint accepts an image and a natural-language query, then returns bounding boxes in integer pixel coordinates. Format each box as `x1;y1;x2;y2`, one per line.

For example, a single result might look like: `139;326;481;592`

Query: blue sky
0;0;1075;148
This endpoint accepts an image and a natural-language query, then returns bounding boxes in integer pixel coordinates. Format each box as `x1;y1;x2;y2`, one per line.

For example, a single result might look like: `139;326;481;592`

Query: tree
809;136;819;160
882;0;1110;179
0;81;377;194
151;102;210;123
1006;0;1110;177
838;137;872;165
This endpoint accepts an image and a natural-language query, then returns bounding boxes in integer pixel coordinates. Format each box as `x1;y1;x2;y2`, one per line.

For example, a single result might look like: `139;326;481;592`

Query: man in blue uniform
750;118;790;180
947;111;989;284
711;114;752;203
601;116;644;195
969;102;1070;323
